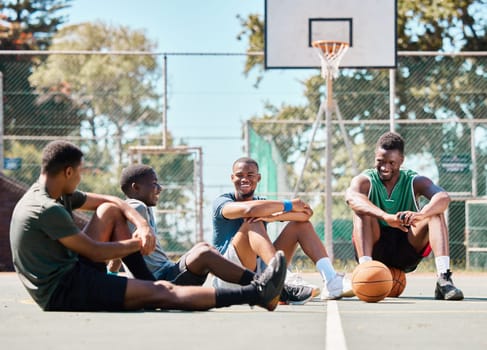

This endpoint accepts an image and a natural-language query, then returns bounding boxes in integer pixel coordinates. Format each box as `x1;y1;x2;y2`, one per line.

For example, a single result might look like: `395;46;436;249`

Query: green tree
0;0;77;138
28;21;162;168
0;0;72;50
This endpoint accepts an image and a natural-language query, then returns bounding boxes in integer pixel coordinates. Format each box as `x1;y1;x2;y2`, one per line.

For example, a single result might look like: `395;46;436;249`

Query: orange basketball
387;267;407;297
352;261;393;302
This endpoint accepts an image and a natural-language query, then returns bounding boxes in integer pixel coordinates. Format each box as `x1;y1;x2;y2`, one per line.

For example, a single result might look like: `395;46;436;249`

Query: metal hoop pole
292;99;326;197
325;75;334;260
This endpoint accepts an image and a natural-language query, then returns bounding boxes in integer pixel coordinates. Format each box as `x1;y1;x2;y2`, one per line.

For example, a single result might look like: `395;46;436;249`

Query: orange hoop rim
311;40;349;53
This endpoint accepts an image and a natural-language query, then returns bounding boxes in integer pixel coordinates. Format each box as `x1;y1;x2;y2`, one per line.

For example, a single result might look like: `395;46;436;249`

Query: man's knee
246;220;266;232
96;202;122;219
192;242;218;259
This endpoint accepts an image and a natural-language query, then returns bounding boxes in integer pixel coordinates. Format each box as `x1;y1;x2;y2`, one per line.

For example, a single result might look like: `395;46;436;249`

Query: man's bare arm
80;193;155;254
59;232;142;262
222;198;310;220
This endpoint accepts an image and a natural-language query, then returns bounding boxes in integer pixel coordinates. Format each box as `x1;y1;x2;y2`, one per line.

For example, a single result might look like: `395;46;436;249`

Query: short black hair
120;164;154;194
41;140;83;176
376;132;404;154
232;157;259;171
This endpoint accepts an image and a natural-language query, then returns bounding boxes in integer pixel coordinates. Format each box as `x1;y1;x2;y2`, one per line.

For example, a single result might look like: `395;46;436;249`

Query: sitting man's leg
124;250;287;311
409;214;463;300
275;221;353;300
83;202;154;280
230;220;316;304
158;242;255;287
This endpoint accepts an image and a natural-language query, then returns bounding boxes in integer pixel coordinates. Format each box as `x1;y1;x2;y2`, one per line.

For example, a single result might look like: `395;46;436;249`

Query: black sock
122;252;155;281
215;285;259;308
238;269;255;285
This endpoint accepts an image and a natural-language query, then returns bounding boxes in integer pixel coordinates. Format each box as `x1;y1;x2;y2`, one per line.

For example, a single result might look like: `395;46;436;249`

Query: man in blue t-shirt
212;157;354;301
345;131;463;300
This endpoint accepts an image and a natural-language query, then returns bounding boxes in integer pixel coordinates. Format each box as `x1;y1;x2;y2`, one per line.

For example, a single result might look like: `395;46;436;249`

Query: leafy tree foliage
1;0;78;138
0;0;72;50
28;21;162;167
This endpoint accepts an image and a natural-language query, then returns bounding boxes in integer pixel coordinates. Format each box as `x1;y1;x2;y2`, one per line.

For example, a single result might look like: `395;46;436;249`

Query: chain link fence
0;51;204;258
1;52;486;270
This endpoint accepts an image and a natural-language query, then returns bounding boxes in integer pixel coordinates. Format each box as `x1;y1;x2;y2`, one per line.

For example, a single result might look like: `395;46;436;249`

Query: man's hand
383;213;409;232
383;211;424;233
290;198;311;213
132;225;156;255
396;211;424;228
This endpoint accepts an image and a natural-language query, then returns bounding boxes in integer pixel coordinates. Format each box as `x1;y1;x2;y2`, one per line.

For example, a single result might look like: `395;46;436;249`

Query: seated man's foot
253;251;287;311
321;273;354;300
435;270;464;300
279;283;314;305
285;270;321;297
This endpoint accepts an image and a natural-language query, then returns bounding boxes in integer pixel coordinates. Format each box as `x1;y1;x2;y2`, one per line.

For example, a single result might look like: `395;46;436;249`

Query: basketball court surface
1;271;486;350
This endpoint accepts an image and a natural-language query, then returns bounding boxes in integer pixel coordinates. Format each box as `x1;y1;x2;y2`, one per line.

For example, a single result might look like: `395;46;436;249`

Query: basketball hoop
312;40;349;80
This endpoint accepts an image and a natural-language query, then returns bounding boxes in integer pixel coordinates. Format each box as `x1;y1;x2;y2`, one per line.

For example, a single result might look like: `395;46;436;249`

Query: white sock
435;256;450;276
359;256;373;264
316;257;336;282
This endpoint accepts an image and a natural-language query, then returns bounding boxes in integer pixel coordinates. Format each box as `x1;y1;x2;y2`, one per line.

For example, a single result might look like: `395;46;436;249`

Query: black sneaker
434;270;464;300
279;283;314;305
252;250;287;311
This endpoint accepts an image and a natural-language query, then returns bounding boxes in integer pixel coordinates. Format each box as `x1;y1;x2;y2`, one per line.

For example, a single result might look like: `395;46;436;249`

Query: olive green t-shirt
363;168;419;227
9;182;87;309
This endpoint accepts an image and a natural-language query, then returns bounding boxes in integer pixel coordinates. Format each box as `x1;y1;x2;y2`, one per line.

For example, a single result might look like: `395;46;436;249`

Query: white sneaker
320;273;354;300
285;269;321;297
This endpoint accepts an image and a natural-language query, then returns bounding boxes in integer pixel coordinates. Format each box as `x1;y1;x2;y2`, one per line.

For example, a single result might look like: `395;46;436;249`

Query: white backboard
265;0;397;69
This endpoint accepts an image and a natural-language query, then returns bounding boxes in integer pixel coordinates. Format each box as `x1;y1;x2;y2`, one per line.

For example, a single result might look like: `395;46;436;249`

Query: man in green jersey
345;132;463;300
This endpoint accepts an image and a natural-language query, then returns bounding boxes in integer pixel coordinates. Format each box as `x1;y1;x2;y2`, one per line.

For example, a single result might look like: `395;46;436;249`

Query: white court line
326;300;348;350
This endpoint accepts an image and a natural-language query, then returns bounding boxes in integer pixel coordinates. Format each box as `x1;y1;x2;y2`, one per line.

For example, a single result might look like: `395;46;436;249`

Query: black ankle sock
215;285;259;308
122;252;155;281
238;269;255;285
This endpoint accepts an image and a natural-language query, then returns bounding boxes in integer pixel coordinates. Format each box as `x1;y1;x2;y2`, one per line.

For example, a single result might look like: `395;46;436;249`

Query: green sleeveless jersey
363;168;419;227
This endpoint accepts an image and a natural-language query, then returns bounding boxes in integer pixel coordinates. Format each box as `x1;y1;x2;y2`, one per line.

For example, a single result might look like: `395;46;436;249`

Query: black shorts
156;253;207;286
45;258;127;311
355;226;425;273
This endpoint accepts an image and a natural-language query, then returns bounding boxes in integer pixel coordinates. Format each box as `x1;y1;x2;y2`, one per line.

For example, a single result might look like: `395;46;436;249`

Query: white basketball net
312;41;349;80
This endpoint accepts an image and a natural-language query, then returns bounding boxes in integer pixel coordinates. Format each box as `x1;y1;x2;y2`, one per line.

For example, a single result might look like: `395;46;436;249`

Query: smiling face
231;160;261;201
132;170;162;207
374;147;404;183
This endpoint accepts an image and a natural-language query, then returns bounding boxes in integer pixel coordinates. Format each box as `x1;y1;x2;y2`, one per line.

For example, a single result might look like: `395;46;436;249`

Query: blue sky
63;0;313;235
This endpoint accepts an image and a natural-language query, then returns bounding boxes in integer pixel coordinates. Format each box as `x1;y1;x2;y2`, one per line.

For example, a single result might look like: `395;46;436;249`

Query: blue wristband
283;200;293;212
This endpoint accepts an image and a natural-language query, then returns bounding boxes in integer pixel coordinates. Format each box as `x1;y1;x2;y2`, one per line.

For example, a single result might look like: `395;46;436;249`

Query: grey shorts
155;252;207;286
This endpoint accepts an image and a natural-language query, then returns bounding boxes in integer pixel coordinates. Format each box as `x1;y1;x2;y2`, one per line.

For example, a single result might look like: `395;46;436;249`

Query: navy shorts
45;259;127;311
355;226;425;273
156;253;207;286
